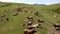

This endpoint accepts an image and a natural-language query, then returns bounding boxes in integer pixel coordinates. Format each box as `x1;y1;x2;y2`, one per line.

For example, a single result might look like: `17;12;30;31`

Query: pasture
0;2;60;34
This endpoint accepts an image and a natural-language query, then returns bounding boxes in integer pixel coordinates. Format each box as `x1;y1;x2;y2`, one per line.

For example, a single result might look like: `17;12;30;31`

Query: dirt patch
46;26;59;34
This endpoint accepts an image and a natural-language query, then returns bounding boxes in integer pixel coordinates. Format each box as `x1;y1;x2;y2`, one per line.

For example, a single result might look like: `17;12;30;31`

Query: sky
0;0;60;5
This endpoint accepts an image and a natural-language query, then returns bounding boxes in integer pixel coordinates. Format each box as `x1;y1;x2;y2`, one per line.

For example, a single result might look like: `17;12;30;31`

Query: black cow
27;16;33;21
6;18;9;21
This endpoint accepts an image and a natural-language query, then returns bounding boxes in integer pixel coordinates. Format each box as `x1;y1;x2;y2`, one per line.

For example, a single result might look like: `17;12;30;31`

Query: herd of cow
0;7;60;34
22;16;44;34
22;16;60;34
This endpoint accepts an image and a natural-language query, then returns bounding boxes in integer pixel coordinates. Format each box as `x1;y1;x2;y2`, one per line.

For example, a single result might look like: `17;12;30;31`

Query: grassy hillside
0;2;60;34
44;3;60;14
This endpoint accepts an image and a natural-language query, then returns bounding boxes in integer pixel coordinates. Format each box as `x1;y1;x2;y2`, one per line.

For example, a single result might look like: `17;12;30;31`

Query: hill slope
44;3;60;14
0;2;60;34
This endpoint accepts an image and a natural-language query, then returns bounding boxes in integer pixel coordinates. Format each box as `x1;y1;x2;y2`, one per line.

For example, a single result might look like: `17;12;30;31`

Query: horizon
0;0;60;5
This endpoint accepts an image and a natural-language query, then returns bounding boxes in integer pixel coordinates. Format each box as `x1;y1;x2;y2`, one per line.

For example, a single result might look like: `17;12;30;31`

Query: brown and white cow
54;24;60;27
28;23;41;29
27;21;33;26
24;29;37;34
31;24;41;28
54;24;60;30
37;19;44;23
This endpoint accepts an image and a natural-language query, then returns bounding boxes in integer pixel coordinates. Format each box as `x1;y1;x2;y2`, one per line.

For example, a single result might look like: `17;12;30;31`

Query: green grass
0;2;60;34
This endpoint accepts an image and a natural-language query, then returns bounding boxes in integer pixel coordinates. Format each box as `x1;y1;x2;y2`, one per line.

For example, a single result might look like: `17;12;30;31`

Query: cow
31;24;41;28
6;18;9;21
54;24;60;30
27;21;33;29
54;24;60;27
12;13;18;16
0;15;5;21
24;29;37;34
27;21;33;26
27;16;33;21
34;12;40;17
27;16;33;19
21;23;25;26
58;20;60;23
28;24;41;29
16;7;22;11
0;15;5;17
37;19;44;23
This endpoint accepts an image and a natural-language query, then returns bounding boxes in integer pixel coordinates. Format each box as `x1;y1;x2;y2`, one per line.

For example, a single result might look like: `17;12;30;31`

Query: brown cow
16;7;22;11
24;29;37;34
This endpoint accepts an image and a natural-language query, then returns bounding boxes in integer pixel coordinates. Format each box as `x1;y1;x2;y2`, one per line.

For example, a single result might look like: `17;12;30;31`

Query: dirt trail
46;25;60;34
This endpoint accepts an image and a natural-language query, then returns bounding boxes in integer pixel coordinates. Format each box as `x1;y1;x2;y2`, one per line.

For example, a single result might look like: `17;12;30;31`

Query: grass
0;2;60;34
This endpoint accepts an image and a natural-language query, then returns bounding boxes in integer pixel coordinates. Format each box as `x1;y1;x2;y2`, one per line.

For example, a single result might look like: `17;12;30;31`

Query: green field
0;2;60;34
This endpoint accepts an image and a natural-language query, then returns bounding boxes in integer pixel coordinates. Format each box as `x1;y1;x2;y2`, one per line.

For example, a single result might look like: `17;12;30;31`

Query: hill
0;2;60;34
44;3;60;14
34;4;47;6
